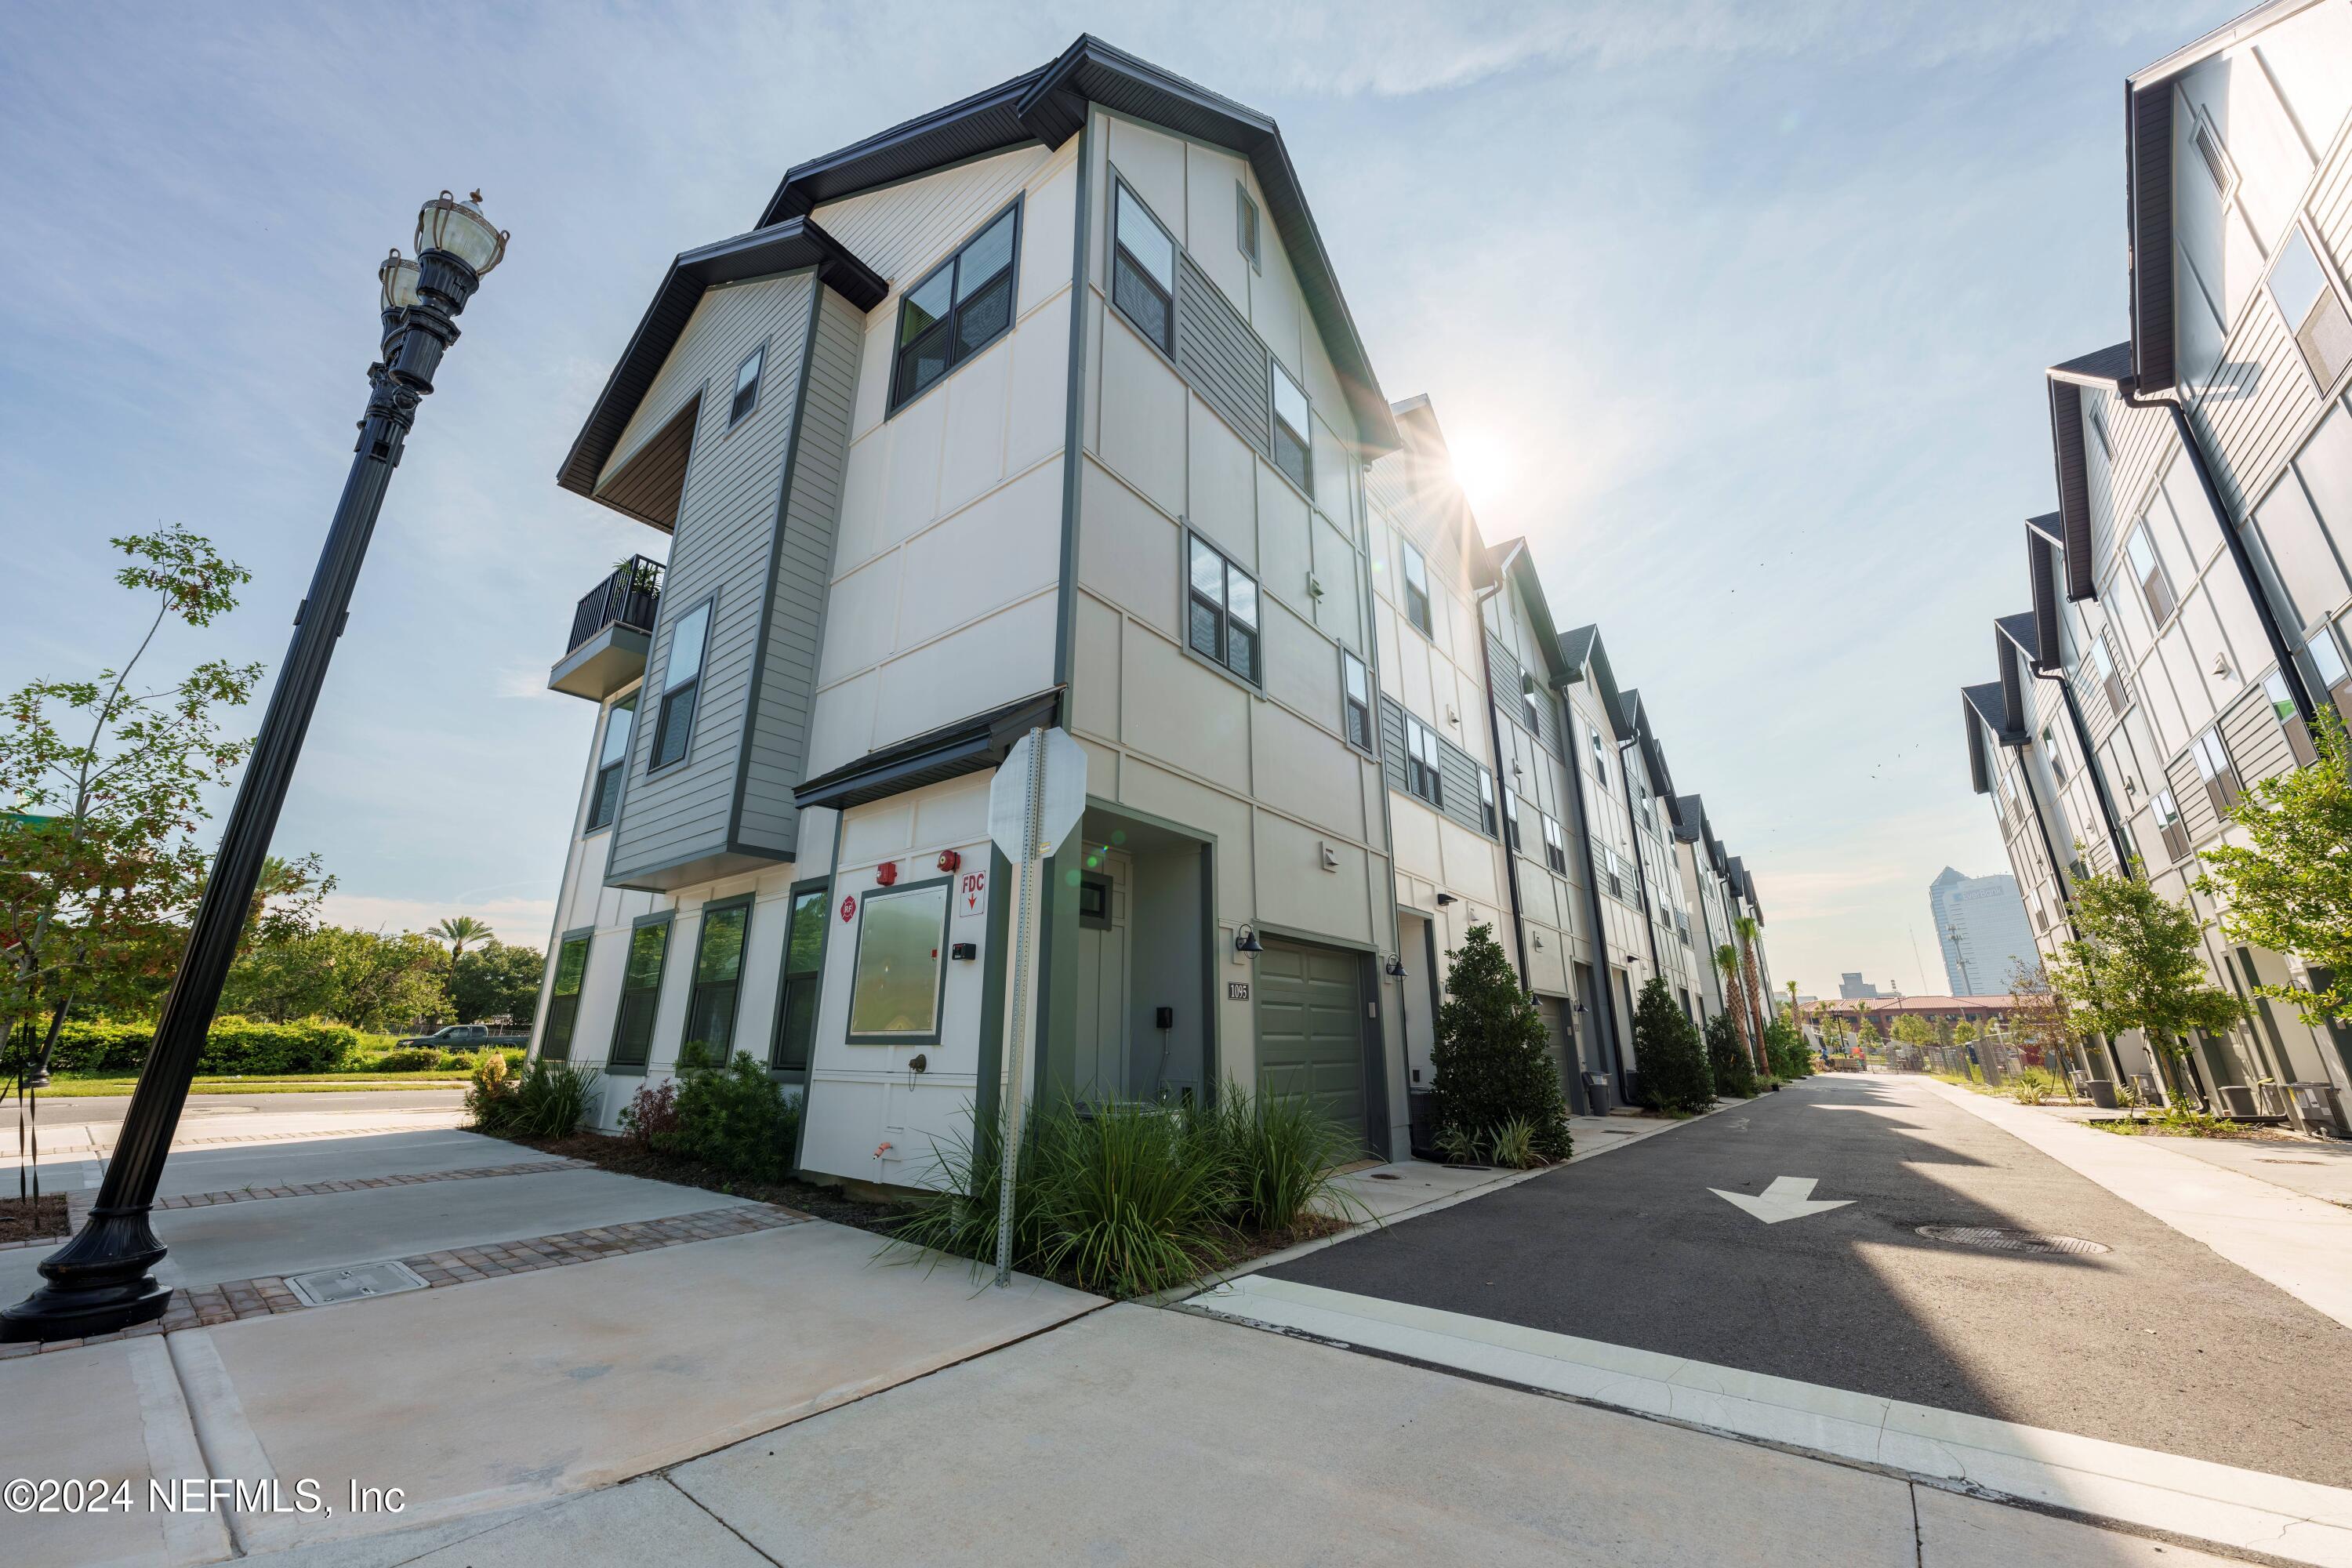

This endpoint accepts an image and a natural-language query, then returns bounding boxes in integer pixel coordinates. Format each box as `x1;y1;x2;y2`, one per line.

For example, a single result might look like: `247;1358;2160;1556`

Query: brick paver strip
0;1202;811;1357
0;1158;591;1253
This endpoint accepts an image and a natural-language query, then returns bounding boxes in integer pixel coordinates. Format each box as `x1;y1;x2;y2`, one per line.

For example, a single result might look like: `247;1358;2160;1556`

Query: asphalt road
15;1088;465;1127
1273;1073;2352;1487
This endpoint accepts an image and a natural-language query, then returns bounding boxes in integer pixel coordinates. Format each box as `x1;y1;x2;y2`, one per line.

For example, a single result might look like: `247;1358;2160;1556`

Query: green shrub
510;1058;600;1138
1206;1085;1364;1230
369;1047;442;1073
1704;1011;1758;1098
20;1015;367;1076
618;1079;681;1152
1635;978;1713;1114
657;1048;801;1181
2009;1066;2064;1105
1762;1017;1813;1080
1430;925;1572;1162
466;1051;517;1131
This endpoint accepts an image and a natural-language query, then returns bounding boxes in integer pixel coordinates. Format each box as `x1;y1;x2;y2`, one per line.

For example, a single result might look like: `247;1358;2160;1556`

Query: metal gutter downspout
1556;683;1625;1108
1472;584;1532;993
2122;383;2318;725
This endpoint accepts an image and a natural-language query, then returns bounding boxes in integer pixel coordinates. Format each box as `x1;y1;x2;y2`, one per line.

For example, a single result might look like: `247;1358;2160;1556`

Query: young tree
221;926;448;1032
1735;915;1769;1070
2047;862;2245;1107
2194;713;2352;1028
1;530;262;1076
1635;977;1714;1112
2007;960;2085;1081
1431;924;1572;1161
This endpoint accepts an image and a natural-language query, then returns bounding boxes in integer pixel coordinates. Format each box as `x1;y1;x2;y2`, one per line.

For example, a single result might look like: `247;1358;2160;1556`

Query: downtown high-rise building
1927;868;2034;996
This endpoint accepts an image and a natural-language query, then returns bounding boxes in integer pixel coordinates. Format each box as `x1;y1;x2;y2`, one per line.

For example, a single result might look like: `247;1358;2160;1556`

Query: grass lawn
43;1072;470;1098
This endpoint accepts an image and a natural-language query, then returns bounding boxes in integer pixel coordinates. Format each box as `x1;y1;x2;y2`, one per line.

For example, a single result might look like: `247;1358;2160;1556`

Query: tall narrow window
2089;403;2112;460
1236;183;1260;270
1588;724;1609;793
1186;535;1259;684
1520;670;1543;734
610;920;670;1072
2193;114;2235;201
649;600;711;771
2042;724;2067;782
1340;651;1372;750
1112;183;1175;354
1271;359;1312;492
2310;625;2352;720
1541;814;1567;874
1478;767;1498;837
2192;726;2241;817
2125;523;2175;624
2265;670;2318;767
2089;633;2128;717
848;880;949;1042
539;934;590;1062
2152;788;2189;862
1503;787;1523;853
1400;540;1432;635
771;887;827;1073
1404;716;1443;808
682;901;750;1066
2267;226;2352;390
890;205;1020;412
585;694;635;831
728;344;764;427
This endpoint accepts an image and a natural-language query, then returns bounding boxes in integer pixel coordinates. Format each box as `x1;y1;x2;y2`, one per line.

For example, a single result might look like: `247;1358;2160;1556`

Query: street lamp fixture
2;191;510;1344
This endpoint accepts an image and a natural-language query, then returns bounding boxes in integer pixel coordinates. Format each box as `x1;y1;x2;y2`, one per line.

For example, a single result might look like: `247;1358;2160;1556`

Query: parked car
394;1023;527;1051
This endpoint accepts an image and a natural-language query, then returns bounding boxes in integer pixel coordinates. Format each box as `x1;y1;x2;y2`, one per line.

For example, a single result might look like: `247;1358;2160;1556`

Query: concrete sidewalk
237;1305;2246;1568
1926;1077;2352;1330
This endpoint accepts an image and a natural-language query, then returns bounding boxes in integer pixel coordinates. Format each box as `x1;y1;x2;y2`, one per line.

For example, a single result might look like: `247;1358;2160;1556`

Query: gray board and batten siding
601;268;863;892
1377;694;1491;843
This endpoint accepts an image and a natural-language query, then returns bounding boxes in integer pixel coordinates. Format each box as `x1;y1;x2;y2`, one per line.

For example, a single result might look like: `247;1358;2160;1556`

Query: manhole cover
287;1260;430;1306
1916;1225;2109;1256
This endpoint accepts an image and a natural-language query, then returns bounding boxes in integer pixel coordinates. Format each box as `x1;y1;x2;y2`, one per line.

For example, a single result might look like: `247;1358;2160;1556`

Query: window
539;934;590;1062
1404;716;1444;808
1503;787;1523;853
682;900;750;1066
891;205;1019;412
2267;226;2352;390
609;919;670;1072
2310;624;2352;720
2088;633;2128;717
1078;875;1112;928
1541;814;1567;875
1637;785;1655;831
2125;522;2175;624
1271;359;1312;492
848;880;949;1041
1400;539;1432;635
2266;670;2318;767
586;694;635;831
2042;724;2067;782
770;888;826;1074
1341;651;1372;751
1478;767;1498;837
2192;726;2241;818
1520;671;1543;734
1587;724;1609;793
2152;787;2189;863
1187;535;1260;684
728;344;764;428
649;599;711;771
1236;183;1260;270
1111;182;1174;354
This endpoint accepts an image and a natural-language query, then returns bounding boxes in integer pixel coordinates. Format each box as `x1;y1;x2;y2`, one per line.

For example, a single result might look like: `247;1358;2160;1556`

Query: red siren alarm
937;848;962;873
875;860;898;887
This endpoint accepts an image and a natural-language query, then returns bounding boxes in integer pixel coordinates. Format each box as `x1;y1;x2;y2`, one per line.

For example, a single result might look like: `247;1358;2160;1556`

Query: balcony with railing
550;555;663;702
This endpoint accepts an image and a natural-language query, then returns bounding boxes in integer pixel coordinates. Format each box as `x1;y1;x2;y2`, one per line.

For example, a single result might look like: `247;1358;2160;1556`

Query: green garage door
1256;939;1366;1140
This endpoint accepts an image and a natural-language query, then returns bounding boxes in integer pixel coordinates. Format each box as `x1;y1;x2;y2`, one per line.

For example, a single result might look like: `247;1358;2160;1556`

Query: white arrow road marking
1711;1175;1853;1225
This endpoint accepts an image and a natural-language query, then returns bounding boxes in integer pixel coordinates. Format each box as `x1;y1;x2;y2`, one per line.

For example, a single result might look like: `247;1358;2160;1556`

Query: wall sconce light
1385;954;1407;978
1533;934;1546;949
1623;953;1641;966
1434;892;1457;906
1234;925;1264;954
1319;840;1339;871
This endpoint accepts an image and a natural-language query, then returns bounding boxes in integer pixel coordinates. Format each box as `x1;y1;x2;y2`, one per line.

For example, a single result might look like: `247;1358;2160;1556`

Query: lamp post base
0;1208;172;1342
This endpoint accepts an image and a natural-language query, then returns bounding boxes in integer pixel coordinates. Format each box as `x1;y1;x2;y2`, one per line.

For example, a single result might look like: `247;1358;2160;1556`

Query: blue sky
0;1;2225;996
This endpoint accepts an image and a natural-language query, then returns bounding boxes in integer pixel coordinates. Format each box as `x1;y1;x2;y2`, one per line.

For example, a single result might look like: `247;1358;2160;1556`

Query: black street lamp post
1;193;508;1343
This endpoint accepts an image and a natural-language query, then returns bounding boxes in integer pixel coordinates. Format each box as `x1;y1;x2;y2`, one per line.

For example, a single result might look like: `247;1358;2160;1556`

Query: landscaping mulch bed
0;1193;68;1246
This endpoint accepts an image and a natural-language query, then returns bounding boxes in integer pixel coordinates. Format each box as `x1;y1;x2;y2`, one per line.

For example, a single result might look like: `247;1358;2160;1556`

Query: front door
1256;938;1366;1143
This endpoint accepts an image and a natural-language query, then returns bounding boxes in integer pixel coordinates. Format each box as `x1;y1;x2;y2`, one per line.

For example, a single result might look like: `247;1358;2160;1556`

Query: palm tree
245;855;320;936
1736;915;1769;1071
1715;943;1754;1072
431;916;492;1019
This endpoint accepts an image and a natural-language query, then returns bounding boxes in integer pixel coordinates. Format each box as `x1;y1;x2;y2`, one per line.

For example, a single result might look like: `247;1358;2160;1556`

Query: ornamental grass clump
1207;1084;1365;1231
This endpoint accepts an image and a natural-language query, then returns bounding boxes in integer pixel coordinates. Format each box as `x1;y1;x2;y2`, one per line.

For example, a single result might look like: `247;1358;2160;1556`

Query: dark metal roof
1486;538;1569;683
1743;869;1761;921
2027;532;2064;669
1995;612;2040;666
557;219;887;512
1964;691;1993;794
2047;343;2132;387
757;34;1397;452
1964;681;2027;745
2042;351;2128;604
2024;511;2065;546
793;687;1062;811
1558;623;1599;675
1670;793;1708;845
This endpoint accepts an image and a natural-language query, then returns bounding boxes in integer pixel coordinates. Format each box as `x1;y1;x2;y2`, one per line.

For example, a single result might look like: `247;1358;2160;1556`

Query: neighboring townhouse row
1959;0;2352;1127
528;35;1778;1187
